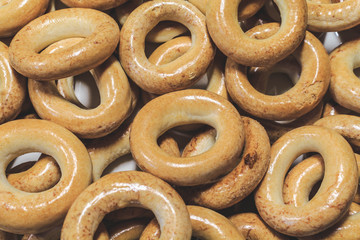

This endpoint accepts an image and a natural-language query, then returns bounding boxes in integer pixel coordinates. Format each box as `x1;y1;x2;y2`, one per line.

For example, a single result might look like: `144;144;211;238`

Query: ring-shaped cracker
179;117;270;209
206;0;307;66
255;126;358;237
119;0;214;94
9;8;120;80
225;23;330;121
0;0;49;37
329;38;360;114
130;89;244;186
61;171;192;240
28;38;134;139
307;0;360;32
0;41;26;124
0;119;91;234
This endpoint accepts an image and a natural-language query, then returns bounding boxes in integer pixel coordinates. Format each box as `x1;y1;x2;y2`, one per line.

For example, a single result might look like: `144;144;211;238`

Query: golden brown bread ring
0;0;49;37
206;0;307;66
307;0;360;32
225;23;330;121
0;119;92;234
178;117;270;210
255;126;358;237
120;0;214;94
0;41;26;124
329;38;360;114
189;0;266;20
130;89;244;186
9;8;119;81
283;155;360;239
140;205;245;239
229;213;290;240
61;171;192;240
59;0;127;10
28;38;134;139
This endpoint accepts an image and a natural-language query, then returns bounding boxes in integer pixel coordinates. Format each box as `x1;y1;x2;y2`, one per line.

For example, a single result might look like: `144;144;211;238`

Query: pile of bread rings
1;0;360;239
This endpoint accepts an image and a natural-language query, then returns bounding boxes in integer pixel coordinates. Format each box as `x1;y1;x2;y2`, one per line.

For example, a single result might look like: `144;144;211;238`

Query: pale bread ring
130;89;244;186
255;126;358;237
61;171;192;239
9;8;119;80
206;0;307;66
225;23;330;121
0;41;26;124
120;0;214;94
0;0;49;37
0;119;91;234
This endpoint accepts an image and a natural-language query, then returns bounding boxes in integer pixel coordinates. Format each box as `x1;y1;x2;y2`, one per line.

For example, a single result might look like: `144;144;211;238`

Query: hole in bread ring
119;0;215;94
206;0;307;67
225;23;330;121
0;0;49;37
60;0;127;10
255;125;358;237
0;119;91;234
130;89;245;186
0;41;26;124
8;8;120;80
61;171;192;239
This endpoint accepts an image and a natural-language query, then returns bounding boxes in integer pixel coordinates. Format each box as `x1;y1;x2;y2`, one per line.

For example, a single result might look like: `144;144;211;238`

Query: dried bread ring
206;0;307;66
61;171;192;240
229;213;290;240
189;0;266;20
9;8;119;80
179;117;270;210
130;89;244;186
0;41;26;124
307;0;360;32
225;23;330;121
255;126;358;237
283;155;360;239
0;119;91;234
329;38;360;114
28;38;134;139
59;0;127;10
140;205;245;239
0;0;49;37
120;0;214;94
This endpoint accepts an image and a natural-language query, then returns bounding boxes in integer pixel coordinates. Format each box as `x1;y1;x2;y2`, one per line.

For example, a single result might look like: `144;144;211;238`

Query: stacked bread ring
0;0;360;238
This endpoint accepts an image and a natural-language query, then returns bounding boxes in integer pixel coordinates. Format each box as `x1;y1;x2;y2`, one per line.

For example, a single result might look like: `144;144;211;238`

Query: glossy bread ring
206;0;307;66
226;23;330;121
229;213;290;240
28;38;134;139
0;0;49;37
9;8;120;80
140;205;245;239
189;0;266;20
255;126;358;237
179;117;270;209
0;119;92;234
0;41;26;124
307;0;360;32
329;38;360;113
120;0;214;94
60;0;127;10
283;155;360;239
130;89;244;186
61;171;192;240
